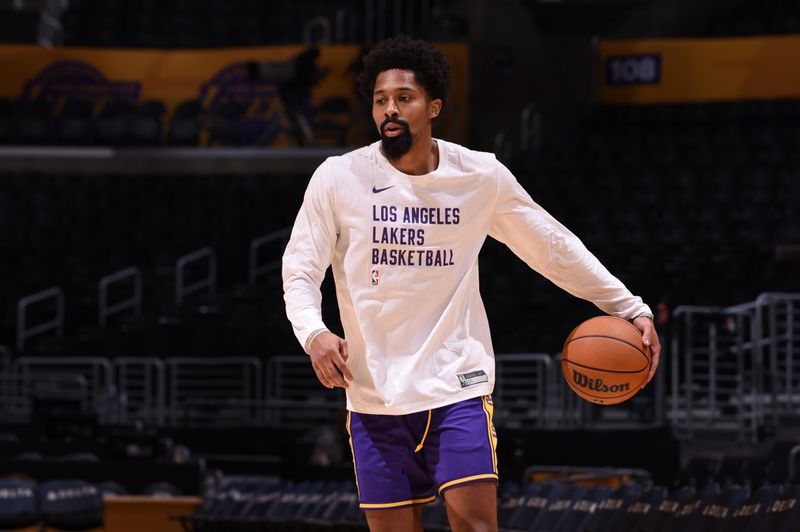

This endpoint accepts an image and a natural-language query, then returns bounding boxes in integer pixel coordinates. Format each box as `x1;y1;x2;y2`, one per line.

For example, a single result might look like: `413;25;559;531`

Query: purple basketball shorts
346;395;499;510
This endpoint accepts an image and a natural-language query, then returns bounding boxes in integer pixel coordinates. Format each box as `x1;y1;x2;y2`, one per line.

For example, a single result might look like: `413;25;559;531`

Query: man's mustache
380;117;410;132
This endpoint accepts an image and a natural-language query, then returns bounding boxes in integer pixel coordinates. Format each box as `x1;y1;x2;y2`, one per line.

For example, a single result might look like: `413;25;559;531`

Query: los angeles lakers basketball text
371;205;460;267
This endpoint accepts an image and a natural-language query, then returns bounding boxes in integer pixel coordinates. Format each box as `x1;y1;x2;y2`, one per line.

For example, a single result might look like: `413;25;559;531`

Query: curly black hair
358;35;453;105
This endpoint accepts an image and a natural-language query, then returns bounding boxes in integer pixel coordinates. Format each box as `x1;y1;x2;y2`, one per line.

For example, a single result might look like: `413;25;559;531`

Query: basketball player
283;36;661;532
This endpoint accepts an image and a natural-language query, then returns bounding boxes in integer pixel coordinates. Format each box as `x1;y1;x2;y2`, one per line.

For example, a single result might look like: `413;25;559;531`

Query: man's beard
380;117;413;161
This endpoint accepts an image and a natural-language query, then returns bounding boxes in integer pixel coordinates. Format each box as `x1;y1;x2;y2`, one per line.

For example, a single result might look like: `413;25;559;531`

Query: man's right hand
308;331;353;389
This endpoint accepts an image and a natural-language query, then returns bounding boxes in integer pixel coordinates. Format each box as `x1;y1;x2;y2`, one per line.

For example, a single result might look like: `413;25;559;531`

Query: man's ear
429;99;442;119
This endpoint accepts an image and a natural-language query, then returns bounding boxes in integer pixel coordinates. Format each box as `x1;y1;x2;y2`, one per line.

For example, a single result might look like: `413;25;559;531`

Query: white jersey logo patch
457;370;488;387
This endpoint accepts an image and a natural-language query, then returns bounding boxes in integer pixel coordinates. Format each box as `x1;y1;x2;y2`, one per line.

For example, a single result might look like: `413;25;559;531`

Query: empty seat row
173;478;366;531
171;477;800;532
61;0;330;47
0;478;103;531
510;99;800;322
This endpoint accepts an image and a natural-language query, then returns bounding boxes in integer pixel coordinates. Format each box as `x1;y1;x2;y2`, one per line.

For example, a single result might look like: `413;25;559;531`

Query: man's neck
385;135;438;176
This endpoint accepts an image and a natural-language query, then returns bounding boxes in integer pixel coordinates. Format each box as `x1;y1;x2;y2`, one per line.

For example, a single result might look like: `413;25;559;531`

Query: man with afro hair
283;35;660;532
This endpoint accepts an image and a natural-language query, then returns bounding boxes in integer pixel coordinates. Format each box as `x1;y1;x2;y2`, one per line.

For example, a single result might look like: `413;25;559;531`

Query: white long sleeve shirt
282;139;652;415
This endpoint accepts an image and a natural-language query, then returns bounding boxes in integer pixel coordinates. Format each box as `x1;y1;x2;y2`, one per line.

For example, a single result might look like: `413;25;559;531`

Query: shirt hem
345;384;494;415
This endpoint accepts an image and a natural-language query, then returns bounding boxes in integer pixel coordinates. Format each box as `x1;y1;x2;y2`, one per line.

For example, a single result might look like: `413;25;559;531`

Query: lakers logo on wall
199;62;285;147
22;60;140;105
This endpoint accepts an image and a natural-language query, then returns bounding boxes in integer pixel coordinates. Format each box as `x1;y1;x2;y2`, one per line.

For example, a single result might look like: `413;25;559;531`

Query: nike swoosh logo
372;185;395;194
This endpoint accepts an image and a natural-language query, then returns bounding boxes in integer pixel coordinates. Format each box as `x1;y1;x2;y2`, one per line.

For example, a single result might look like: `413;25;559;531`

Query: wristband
304;328;329;352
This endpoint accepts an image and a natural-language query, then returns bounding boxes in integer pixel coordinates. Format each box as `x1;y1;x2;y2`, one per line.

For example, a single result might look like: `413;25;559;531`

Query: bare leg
443;481;498;532
365;505;424;532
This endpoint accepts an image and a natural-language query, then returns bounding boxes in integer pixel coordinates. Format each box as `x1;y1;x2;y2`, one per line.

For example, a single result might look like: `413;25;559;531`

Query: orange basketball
561;316;651;405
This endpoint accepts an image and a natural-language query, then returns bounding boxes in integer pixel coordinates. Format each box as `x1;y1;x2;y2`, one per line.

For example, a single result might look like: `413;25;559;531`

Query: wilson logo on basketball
572;370;630;393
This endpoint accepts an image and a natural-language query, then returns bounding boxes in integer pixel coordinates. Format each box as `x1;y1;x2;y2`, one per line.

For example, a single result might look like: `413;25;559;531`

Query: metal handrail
520;104;541;153
669;292;800;441
494;130;512;163
164;357;263;426
756;292;800;305
14;372;90;413
113;357;166;426
249;228;292;285
175;246;216;305
37;0;66;47
759;293;799;423
494;353;553;427
335;6;357;43
11;357;115;420
0;345;9;370
265;355;344;426
365;0;425;43
17;287;64;351
36;373;89;411
0;345;9;416
303;16;331;45
364;0;377;43
790;444;800;482
672;305;724;317
99;266;142;326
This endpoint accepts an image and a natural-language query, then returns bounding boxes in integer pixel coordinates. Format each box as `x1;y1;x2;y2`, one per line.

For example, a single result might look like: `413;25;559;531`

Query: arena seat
727;484;784;532
498;481;541;530
655;482;720;532
261;480;327;525
0;478;38;530
635;485;697;532
14;99;50;145
749;440;800;485
613;485;668;531
296;479;357;528
714;455;751;487
701;0;800;37
168;99;202;146
128;100;166;146
96;481;128;497
687;483;750;532
172;477;283;531
0;98;11;144
141;482;183;497
56;98;96;146
56;0;464;48
754;484;800;532
94;100;137;146
503;481;567;532
677;456;720;488
550;484;613;532
38;479;104;531
583;483;643;532
527;484;590;532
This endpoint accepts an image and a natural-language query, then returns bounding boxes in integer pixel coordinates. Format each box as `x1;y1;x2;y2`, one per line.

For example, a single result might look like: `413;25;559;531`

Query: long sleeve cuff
303;327;330;354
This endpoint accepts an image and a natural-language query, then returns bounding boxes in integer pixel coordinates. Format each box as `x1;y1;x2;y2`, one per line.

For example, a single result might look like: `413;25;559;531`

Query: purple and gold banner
599;35;800;103
0;43;468;146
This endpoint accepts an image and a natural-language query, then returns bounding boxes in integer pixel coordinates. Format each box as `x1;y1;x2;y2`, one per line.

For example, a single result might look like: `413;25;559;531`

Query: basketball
561;316;651;405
